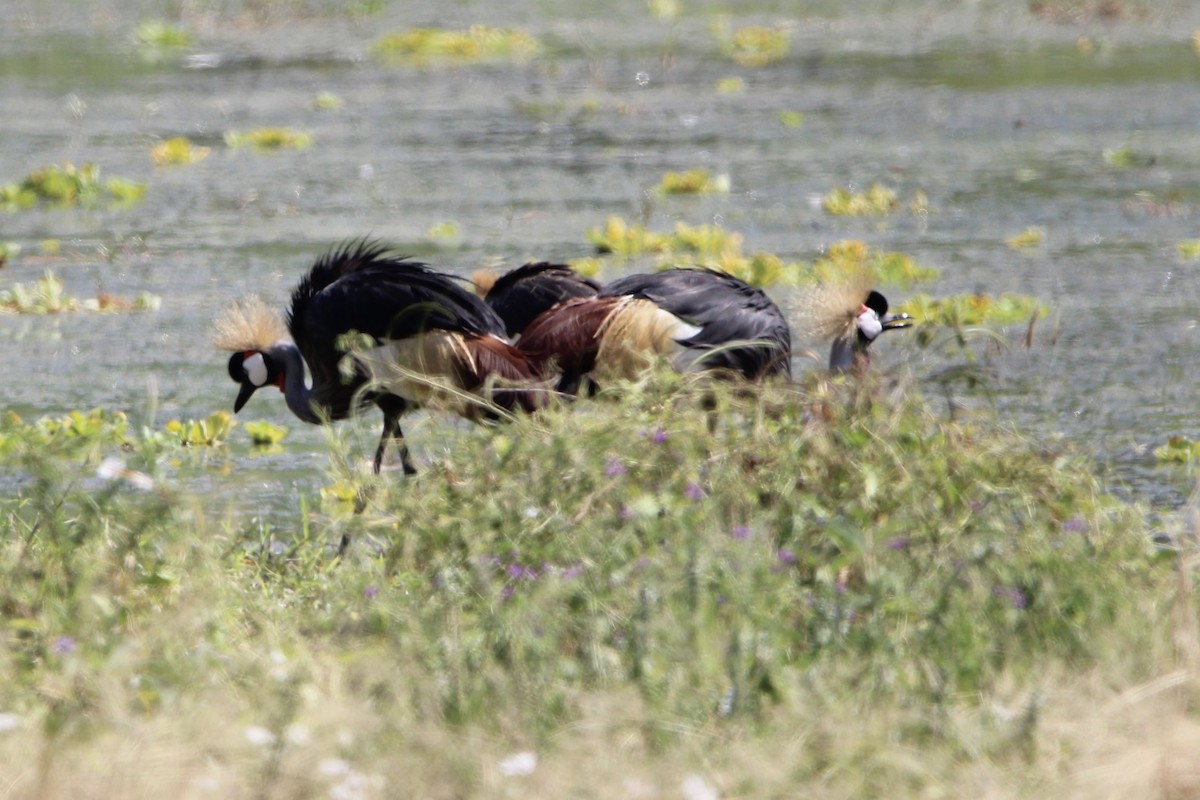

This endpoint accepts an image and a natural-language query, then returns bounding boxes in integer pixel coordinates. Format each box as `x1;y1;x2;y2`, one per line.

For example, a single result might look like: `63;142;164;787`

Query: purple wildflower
652;428;668;444
993;585;1028;610
362;585;379;600
507;563;538;581
731;525;751;540
560;563;585;580
605;457;627;478
887;536;910;551
684;481;704;501
52;636;75;656
1062;516;1087;534
776;549;797;565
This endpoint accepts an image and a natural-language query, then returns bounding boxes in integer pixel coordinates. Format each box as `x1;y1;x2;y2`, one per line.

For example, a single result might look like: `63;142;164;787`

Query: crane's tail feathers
212;296;289;352
794;265;875;343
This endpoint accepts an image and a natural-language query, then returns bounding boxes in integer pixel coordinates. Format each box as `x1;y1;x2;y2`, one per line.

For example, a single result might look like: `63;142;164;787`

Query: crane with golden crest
213;240;549;474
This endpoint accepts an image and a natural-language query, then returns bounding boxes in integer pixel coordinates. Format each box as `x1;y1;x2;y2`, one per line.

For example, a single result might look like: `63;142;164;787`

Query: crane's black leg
374;401;417;475
347;399;415;542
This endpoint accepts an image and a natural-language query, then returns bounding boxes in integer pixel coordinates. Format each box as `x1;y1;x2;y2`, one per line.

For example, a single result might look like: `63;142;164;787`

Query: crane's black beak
234;381;258;413
880;311;913;332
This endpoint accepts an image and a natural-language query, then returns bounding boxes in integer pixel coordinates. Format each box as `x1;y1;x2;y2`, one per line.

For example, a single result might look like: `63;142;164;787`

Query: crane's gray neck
829;336;863;373
268;342;322;424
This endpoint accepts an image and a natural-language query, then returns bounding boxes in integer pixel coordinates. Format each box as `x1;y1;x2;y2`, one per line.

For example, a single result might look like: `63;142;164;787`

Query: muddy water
3;2;1200;519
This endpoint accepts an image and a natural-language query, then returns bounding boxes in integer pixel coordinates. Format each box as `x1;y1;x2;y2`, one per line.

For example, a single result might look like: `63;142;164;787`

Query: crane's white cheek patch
857;311;883;341
244;352;269;386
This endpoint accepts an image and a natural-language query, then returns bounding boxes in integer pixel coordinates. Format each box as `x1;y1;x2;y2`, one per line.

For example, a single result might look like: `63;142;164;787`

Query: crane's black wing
485;262;601;337
600;268;792;379
288;239;509;391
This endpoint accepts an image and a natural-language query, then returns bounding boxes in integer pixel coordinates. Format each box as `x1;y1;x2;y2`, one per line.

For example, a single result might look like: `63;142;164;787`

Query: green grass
0;373;1190;797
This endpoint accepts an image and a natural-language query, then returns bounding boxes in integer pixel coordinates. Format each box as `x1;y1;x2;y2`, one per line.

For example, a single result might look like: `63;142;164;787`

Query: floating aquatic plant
426;221;461;246
656;168;730;195
150;137;211;167
313;92;344;110
1154;435;1200;464
714;23;790;67
0;408;129;456
779;110;804;128
715;77;745;94
244;420;288;446
566;256;606;279
647;0;681;18
1178;240;1200;260
1103;144;1154;168
814;240;940;287
0;162;145;210
135;20;191;48
586;217;938;288
586;216;673;258
822;184;901;216
165;412;236;446
898;292;1049;326
371;26;539;65
0;242;18;267
0;270;160;314
1007;226;1046;248
224;128;312;151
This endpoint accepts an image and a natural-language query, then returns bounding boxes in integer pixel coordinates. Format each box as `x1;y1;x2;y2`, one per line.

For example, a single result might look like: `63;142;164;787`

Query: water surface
4;1;1200;518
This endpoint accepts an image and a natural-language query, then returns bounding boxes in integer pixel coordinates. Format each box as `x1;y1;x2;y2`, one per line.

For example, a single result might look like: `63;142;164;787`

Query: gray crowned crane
475;261;602;338
515;267;794;394
514;266;912;393
807;274;913;373
214;240;547;474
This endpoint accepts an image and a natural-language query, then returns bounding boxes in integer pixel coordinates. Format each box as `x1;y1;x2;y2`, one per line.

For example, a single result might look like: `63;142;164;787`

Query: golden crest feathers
211;296;289;352
472;268;499;298
794;264;875;343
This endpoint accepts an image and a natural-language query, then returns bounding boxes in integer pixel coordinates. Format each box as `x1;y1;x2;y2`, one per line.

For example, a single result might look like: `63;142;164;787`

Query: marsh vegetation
5;0;1200;796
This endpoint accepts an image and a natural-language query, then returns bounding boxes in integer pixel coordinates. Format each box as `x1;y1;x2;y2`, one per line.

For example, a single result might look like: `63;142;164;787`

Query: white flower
0;713;19;733
244;725;276;747
318;759;352;776
498;751;538;776
681;773;719;800
285;725;311;746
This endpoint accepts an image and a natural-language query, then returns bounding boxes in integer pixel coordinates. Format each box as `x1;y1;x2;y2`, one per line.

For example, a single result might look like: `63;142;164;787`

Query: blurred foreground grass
0;374;1194;798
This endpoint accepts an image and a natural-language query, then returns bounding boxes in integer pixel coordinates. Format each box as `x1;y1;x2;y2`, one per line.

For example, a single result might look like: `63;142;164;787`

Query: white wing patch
595;299;703;381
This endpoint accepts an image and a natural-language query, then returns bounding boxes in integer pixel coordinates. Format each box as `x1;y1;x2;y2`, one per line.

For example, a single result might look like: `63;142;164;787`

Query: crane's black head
228;350;281;412
829;290;914;373
858;290;913;343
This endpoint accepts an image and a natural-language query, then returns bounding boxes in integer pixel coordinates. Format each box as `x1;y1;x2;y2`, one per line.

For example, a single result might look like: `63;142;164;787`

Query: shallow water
4;1;1200;519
